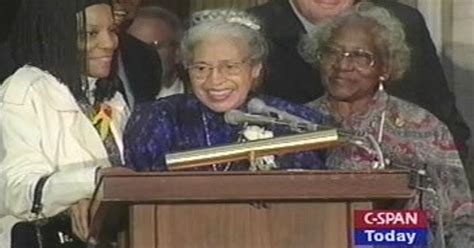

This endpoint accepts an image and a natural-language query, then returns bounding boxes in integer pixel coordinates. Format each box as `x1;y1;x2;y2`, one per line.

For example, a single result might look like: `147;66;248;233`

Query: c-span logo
354;210;428;246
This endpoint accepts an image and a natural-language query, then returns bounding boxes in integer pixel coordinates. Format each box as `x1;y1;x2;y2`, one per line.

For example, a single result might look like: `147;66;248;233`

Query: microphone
246;99;387;167
224;109;279;126
248;98;313;124
225;109;316;133
247;98;320;131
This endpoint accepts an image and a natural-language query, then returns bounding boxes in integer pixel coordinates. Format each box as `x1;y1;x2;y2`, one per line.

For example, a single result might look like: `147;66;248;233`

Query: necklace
201;111;232;171
328;95;386;144
328;93;388;168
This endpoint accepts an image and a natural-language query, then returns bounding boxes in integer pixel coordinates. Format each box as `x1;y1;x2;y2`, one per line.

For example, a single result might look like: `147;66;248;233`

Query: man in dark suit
117;33;162;109
0;43;14;83
127;5;186;99
249;0;470;161
0;1;20;83
114;0;163;109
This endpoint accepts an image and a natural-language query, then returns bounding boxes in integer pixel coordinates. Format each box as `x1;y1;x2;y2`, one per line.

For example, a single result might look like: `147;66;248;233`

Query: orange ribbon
92;103;113;140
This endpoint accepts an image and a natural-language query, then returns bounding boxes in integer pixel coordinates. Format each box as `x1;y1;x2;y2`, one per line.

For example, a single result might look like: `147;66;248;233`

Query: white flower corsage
242;125;277;171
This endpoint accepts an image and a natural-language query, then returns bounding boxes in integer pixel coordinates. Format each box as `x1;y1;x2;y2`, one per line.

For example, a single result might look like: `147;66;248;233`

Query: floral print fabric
307;91;473;247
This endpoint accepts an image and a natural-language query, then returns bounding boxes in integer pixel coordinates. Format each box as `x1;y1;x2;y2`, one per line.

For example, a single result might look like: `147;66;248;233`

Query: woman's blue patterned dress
124;94;330;172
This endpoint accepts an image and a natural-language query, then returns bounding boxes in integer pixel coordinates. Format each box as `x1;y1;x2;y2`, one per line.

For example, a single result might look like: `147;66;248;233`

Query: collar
318;90;389;120
83;76;98;104
86;76;98;88
156;79;184;99
289;0;318;33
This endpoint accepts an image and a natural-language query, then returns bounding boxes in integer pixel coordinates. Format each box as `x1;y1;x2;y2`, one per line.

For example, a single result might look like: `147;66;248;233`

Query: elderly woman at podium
302;3;473;247
124;9;329;172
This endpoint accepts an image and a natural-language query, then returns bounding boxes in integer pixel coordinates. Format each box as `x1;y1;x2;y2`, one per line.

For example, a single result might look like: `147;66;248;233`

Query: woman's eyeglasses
187;59;250;80
318;46;376;70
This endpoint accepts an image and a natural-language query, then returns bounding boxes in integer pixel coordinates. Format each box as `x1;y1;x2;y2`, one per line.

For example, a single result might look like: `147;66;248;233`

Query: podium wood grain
90;171;413;248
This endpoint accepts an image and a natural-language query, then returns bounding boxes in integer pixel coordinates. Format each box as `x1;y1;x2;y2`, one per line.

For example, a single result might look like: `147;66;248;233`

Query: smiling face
293;0;355;22
189;36;262;112
320;24;387;103
82;4;118;78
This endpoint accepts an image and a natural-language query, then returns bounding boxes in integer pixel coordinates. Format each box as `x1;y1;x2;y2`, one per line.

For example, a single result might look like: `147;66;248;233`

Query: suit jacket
0;42;14;83
0;1;20;83
249;0;470;157
118;33;162;104
0;66;129;247
0;0;19;42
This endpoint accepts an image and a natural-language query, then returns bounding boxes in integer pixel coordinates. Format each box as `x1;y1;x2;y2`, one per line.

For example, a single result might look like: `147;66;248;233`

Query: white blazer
0;66;130;247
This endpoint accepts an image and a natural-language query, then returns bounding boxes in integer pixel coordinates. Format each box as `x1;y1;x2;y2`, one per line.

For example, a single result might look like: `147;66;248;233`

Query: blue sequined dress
124;94;330;171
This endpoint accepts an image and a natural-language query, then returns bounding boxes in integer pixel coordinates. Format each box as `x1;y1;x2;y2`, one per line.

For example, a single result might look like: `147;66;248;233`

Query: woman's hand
95;166;134;184
70;199;93;243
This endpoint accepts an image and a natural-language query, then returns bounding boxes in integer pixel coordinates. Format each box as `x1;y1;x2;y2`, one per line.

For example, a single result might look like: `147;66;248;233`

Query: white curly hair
181;9;268;64
299;2;411;81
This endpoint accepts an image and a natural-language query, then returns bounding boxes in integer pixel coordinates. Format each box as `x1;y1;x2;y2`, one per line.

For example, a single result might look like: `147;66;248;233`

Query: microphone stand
286;120;386;169
226;108;386;170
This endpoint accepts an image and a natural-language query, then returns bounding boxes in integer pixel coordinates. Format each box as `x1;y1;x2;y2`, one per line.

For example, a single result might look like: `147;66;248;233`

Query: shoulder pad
0;66;48;105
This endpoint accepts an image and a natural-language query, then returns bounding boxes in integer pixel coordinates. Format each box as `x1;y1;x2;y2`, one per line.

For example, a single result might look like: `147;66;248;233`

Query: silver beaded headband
190;9;261;31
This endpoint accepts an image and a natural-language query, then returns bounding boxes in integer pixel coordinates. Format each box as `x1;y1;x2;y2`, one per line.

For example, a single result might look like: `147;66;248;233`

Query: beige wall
450;0;474;188
416;0;474;188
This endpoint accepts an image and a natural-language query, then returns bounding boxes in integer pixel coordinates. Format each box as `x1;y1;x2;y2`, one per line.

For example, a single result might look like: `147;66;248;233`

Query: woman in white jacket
0;0;129;246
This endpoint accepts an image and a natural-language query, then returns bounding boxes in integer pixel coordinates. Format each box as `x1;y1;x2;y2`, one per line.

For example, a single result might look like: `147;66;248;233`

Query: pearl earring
378;82;385;91
379;75;386;82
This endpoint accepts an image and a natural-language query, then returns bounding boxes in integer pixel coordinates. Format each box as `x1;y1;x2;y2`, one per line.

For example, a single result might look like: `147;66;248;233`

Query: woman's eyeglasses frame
186;58;252;81
317;46;377;71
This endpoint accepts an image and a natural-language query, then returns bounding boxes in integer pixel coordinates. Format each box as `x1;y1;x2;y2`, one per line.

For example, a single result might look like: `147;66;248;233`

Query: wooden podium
90;170;414;248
